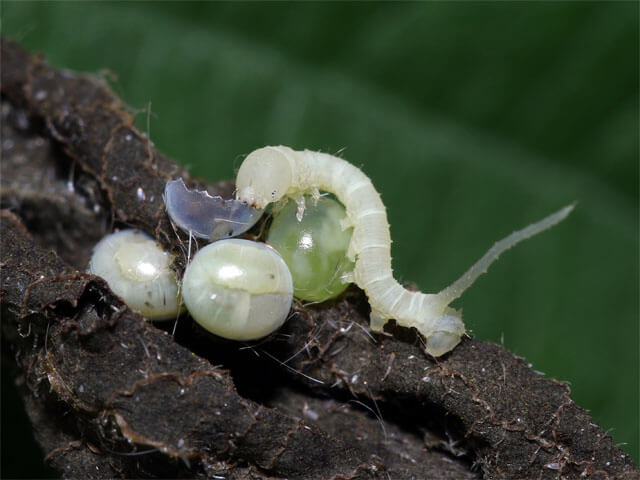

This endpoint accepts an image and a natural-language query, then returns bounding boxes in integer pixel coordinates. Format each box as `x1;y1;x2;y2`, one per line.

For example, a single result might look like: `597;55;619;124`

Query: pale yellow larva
236;146;573;356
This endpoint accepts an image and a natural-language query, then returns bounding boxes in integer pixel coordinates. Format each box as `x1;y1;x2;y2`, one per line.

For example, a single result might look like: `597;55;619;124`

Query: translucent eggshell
89;230;182;320
267;196;354;302
182;239;293;341
164;178;264;241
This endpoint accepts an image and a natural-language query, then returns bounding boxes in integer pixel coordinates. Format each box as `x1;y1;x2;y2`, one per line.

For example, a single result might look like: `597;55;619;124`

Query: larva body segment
236;146;573;356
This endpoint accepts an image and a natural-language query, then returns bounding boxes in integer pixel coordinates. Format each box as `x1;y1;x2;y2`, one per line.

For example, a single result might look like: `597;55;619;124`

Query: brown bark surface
1;39;638;479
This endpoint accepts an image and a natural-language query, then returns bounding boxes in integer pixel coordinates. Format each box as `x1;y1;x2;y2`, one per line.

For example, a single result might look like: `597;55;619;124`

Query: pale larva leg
340;271;355;284
436;205;574;306
369;309;388;332
421;311;465;357
340;215;354;230
295;195;306;222
346;236;358;262
311;187;321;205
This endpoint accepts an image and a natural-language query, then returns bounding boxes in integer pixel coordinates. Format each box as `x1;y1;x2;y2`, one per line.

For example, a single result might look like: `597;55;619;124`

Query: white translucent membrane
164;178;264;241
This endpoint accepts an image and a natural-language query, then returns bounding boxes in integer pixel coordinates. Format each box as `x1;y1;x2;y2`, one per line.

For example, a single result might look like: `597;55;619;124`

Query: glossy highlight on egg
267;195;354;302
89;230;182;320
182;238;293;341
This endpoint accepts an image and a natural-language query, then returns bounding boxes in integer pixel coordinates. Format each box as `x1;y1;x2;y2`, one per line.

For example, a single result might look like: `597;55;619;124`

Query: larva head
423;311;465;357
236;146;294;209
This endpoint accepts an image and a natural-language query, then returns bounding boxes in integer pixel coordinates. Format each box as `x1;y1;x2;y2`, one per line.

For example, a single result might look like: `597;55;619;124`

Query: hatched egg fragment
182;239;293;341
267;195;354;302
89;230;183;320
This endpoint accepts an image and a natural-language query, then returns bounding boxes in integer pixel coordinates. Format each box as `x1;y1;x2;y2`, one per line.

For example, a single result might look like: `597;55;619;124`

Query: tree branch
1;38;637;479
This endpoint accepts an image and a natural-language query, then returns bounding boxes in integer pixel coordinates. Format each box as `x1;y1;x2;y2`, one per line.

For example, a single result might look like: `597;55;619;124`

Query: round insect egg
89;230;183;320
267;195;354;302
182;239;293;341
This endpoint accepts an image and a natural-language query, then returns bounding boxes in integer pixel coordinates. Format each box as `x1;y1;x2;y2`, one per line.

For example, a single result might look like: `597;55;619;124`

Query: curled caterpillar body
236;146;573;356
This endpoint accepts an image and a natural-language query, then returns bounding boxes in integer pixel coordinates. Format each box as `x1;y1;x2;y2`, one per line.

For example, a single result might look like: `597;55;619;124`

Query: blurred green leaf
3;1;638;470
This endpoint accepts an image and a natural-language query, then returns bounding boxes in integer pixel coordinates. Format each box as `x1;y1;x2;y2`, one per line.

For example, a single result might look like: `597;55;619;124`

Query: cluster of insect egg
91;146;571;356
89;182;353;341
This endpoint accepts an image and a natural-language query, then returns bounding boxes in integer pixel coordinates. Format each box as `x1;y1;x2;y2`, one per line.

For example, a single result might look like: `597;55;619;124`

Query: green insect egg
267;196;354;302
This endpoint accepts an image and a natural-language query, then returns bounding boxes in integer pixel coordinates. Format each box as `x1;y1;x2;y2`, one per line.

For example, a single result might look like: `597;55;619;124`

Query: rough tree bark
1;39;637;479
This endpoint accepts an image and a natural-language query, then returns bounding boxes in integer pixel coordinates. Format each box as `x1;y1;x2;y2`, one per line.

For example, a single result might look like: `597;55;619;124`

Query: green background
2;2;638;476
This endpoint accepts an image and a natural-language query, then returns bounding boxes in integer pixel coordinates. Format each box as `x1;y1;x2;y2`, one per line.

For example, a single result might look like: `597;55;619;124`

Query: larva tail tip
424;331;462;357
556;203;576;221
421;313;465;357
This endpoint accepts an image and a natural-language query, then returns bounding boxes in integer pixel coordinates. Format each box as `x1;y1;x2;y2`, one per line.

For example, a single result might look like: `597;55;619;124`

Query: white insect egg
182;238;293;341
89;230;182;320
